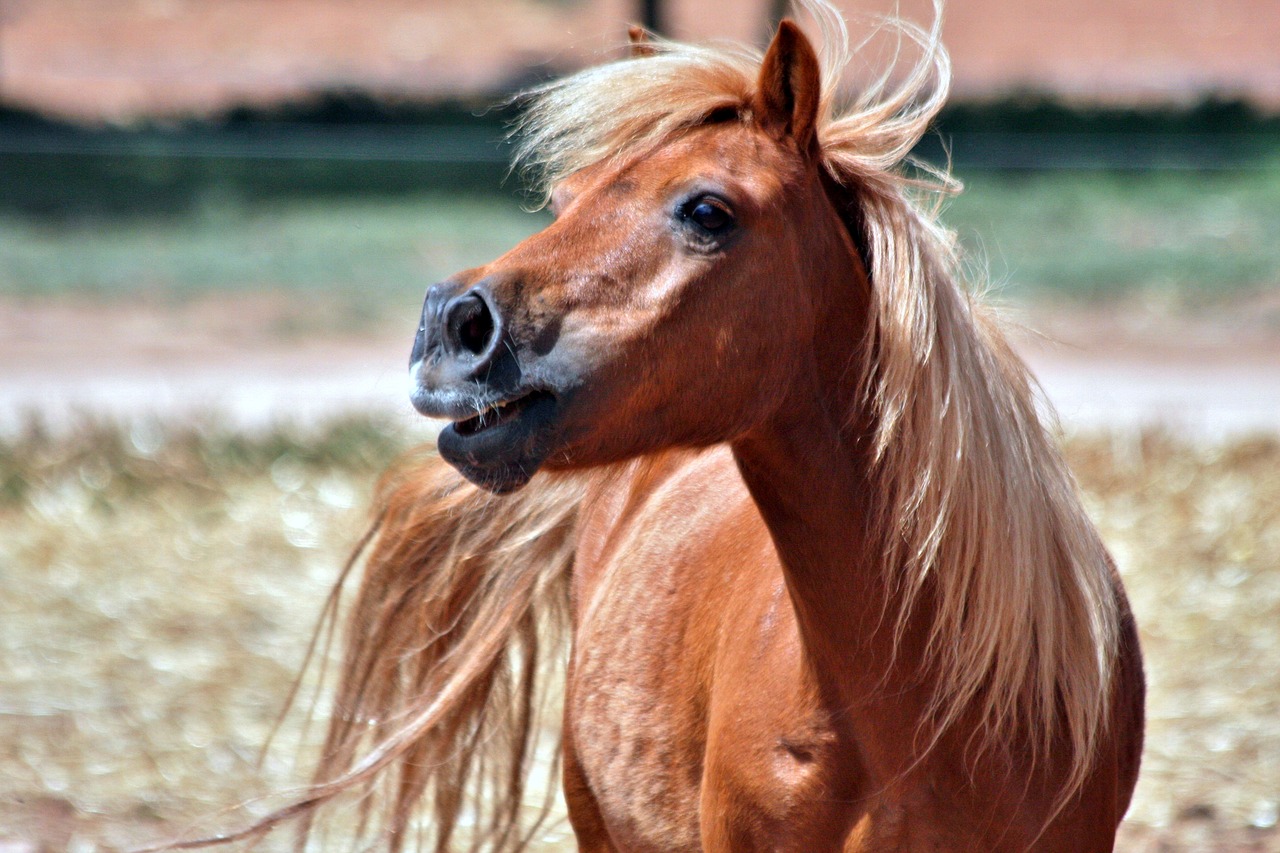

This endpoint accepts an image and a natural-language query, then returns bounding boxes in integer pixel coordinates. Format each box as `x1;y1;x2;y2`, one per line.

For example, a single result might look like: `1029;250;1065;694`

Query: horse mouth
452;390;554;437
437;389;559;493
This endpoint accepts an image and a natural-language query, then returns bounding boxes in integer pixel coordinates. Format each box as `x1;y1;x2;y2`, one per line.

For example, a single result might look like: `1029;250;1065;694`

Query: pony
222;2;1144;850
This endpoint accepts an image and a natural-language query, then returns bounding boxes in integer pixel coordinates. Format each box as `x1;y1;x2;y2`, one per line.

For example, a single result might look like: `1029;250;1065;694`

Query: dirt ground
4;0;1280;121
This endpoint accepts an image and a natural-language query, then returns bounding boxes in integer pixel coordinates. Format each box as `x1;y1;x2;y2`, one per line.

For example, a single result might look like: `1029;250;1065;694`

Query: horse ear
628;25;656;58
753;19;821;152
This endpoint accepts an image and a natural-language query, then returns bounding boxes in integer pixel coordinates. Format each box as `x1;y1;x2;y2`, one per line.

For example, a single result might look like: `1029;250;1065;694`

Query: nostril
446;293;496;357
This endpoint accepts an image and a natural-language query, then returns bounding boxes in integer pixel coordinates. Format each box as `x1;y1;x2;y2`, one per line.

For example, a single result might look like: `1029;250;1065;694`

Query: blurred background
0;1;1277;850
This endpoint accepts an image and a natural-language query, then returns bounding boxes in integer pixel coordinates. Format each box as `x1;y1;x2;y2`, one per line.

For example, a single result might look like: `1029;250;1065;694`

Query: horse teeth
461;397;520;427
480;401;507;419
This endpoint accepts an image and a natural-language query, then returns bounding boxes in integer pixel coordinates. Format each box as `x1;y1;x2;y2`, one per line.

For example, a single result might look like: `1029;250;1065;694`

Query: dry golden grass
1074;432;1280;852
0;418;405;851
0;421;1276;851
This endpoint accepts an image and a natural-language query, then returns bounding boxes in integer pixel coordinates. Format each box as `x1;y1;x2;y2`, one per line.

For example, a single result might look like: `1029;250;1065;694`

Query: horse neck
728;211;939;776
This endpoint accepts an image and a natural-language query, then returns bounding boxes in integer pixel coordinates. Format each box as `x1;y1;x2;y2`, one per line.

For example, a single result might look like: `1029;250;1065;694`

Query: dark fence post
0;0;6;101
640;0;665;35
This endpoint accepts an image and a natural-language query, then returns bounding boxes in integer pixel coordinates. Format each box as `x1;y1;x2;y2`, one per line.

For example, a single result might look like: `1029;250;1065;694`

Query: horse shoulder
567;448;783;850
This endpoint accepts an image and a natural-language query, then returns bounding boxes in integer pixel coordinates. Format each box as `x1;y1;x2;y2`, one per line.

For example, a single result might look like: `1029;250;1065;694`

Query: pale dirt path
2;296;1278;438
0;296;422;436
1011;303;1280;438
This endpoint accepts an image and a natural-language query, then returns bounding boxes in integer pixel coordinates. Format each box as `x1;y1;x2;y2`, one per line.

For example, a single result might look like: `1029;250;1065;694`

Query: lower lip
435;390;558;491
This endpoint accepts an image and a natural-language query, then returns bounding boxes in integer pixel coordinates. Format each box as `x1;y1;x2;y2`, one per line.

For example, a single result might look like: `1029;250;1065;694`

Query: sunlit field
0;419;1277;851
0;419;407;850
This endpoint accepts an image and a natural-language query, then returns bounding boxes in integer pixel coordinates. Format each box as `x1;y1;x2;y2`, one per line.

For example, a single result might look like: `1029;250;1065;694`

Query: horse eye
680;197;734;234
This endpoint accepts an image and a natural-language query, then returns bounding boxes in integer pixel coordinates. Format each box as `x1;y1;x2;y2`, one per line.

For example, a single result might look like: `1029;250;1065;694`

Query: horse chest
567;574;880;851
566;463;870;851
567;539;710;851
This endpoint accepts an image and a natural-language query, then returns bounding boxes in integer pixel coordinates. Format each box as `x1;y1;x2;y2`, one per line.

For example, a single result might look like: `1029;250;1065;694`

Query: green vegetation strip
4;169;1278;306
946;168;1280;302
0;194;548;305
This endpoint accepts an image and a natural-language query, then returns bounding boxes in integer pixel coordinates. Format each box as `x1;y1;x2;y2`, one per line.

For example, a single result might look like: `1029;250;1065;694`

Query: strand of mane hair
818;148;1120;807
779;0;1122;808
314;449;584;851
177;448;587;852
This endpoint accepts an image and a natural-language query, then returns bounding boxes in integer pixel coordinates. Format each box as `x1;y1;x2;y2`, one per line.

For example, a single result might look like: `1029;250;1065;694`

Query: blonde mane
516;0;1119;804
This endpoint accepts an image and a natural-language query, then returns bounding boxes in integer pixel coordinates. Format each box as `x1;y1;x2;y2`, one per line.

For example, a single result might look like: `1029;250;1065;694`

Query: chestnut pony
233;3;1145;851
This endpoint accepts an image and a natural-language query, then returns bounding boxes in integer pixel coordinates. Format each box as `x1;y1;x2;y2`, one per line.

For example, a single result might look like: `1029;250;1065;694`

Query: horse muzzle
410;280;505;393
409;279;561;493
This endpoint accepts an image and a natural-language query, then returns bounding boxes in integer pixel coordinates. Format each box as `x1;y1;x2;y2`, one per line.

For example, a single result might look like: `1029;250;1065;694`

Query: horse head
409;22;866;493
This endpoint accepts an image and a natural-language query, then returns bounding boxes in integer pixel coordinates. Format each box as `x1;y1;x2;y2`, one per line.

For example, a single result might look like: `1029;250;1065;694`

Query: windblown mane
516;0;1119;803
